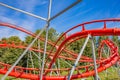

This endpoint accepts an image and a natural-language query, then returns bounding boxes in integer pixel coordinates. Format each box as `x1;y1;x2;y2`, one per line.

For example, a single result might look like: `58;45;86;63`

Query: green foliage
68;38;95;57
0;48;27;66
0;28;59;68
98;36;108;43
0;27;120;80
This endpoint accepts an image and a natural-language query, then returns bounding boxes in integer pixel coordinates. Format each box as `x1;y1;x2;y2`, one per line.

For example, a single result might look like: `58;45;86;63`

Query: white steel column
90;37;100;80
30;51;35;74
40;0;52;80
26;53;29;73
67;34;90;80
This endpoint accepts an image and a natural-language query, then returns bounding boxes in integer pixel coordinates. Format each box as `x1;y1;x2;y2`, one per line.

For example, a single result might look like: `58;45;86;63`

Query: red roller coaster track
0;18;119;80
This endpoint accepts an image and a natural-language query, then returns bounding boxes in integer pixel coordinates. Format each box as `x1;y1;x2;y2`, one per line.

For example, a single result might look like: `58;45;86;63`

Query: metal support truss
40;0;52;79
1;24;47;80
90;37;100;80
67;34;90;80
1;0;81;79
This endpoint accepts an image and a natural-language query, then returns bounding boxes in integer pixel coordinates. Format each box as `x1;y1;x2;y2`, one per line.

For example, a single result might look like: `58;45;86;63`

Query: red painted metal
0;39;118;79
0;18;119;79
0;22;83;61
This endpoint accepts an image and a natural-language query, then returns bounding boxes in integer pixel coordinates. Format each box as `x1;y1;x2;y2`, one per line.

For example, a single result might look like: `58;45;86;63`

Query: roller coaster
0;19;119;80
0;0;120;80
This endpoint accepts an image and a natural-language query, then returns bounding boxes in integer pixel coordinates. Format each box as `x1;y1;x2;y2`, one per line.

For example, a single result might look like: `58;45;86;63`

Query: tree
0;36;28;67
98;36;109;44
112;36;120;54
112;36;119;46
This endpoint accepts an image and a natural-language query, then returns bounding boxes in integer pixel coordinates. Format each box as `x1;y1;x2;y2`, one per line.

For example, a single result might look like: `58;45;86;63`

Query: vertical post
55;63;60;76
104;21;106;29
50;64;53;76
58;59;60;75
30;51;35;74
40;24;49;80
58;59;60;70
40;0;52;80
90;36;99;80
26;53;29;73
38;39;42;76
67;34;90;80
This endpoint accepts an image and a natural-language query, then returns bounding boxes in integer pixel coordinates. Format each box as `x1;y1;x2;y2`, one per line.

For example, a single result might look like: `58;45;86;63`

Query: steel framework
0;0;119;80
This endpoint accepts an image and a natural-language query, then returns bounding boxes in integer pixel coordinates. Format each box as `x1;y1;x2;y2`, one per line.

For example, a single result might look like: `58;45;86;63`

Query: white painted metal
1;0;81;79
67;35;90;80
91;37;100;80
0;2;47;21
40;0;52;79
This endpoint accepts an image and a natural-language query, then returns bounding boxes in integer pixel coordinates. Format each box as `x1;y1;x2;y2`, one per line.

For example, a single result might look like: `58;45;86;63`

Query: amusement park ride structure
0;0;119;80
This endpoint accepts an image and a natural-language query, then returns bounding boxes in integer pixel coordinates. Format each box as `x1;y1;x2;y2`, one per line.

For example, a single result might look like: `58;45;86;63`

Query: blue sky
0;0;120;40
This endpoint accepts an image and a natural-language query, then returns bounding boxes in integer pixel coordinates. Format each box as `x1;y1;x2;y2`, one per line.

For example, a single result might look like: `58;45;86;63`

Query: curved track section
0;19;119;79
0;37;119;79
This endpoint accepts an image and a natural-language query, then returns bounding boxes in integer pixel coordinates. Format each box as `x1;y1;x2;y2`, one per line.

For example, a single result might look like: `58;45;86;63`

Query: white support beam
0;2;47;21
67;34;90;80
40;0;52;80
1;0;82;79
91;37;100;80
49;0;81;21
